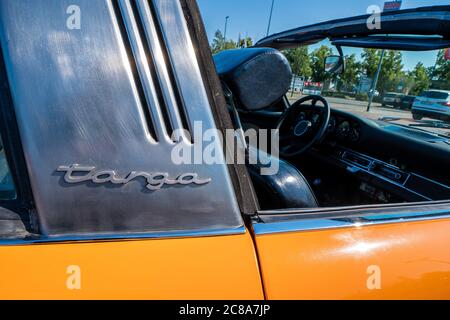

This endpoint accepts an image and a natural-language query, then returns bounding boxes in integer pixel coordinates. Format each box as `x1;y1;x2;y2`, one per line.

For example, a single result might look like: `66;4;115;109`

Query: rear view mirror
325;55;344;74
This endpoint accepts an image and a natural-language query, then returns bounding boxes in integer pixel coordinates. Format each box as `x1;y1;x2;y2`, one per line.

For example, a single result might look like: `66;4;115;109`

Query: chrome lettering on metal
57;164;212;191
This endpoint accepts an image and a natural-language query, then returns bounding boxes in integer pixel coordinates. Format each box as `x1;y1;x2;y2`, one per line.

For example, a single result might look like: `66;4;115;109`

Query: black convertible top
255;5;450;50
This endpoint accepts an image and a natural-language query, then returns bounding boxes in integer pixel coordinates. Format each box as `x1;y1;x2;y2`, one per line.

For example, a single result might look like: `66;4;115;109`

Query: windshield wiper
379;116;400;122
378;117;450;139
379;116;450;131
409;122;450;140
409;122;450;130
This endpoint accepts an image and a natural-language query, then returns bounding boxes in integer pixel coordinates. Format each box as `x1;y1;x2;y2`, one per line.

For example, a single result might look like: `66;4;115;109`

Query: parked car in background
412;90;450;122
382;92;404;108
302;81;323;95
400;95;416;110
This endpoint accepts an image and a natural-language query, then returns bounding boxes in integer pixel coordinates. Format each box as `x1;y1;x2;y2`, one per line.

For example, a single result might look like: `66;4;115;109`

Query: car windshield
284;45;450;137
420;91;449;99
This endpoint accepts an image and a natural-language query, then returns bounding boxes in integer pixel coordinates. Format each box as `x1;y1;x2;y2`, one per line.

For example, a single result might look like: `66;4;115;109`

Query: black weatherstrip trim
180;0;259;215
0;43;36;231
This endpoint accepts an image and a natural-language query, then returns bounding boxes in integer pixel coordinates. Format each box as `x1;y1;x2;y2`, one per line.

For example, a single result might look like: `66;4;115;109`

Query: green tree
284;47;312;78
378;50;404;93
361;49;404;93
409;62;431;96
361;49;381;78
431;49;450;90
310;45;333;82
238;35;253;48
211;30;237;54
339;54;362;91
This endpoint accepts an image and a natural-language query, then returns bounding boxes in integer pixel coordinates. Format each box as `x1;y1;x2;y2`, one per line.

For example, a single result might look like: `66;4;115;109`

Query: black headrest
214;48;292;111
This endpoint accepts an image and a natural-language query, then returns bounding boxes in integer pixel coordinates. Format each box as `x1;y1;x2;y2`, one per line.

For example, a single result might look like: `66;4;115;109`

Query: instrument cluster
327;116;361;143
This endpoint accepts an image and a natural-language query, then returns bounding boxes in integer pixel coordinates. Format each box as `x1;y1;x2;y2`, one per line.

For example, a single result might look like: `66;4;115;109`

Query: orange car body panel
254;218;450;300
0;230;263;300
3;217;450;300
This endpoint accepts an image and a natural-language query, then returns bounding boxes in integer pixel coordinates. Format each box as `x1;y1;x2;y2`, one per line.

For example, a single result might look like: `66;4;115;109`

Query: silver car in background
412;90;450;122
382;92;403;108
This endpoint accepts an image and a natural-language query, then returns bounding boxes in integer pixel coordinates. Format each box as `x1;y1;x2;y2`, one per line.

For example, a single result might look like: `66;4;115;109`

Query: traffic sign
384;1;402;12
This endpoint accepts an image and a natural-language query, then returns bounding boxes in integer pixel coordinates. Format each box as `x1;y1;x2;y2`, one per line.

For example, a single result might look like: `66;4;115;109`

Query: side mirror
324;55;344;74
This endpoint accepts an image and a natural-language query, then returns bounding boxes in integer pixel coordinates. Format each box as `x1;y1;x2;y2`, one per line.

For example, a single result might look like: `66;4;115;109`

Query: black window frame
0;48;34;213
180;0;259;215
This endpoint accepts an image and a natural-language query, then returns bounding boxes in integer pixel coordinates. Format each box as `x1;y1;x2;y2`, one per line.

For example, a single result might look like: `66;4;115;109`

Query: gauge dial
349;127;360;142
336;121;351;138
327;116;336;133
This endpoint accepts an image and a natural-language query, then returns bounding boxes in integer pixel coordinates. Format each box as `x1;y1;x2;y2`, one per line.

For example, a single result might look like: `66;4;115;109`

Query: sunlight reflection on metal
342;241;386;255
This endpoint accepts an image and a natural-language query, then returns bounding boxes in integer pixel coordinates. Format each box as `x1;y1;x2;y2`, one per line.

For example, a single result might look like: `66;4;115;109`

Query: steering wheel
276;95;330;157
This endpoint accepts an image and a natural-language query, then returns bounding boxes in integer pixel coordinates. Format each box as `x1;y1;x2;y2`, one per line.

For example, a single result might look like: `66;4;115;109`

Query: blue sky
198;0;449;70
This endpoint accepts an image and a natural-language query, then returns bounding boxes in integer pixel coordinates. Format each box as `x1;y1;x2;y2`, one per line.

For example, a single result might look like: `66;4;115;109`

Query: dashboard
241;101;450;204
330;146;450;202
317;109;450;201
243;104;450;188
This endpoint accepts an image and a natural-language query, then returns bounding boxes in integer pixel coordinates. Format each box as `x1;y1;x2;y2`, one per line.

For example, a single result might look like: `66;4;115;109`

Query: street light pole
367;1;403;112
266;0;275;36
223;16;230;49
431;49;441;82
367;49;385;112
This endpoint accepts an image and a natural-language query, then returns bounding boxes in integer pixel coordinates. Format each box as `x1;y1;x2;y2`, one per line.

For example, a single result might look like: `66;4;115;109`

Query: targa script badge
57;164;211;191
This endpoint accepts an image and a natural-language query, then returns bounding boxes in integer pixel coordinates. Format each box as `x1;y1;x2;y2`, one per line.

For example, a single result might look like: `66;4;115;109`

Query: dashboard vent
370;163;409;185
342;151;372;169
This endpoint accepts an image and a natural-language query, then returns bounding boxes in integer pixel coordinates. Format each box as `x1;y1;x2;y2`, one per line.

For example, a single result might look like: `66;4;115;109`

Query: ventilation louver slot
113;0;193;143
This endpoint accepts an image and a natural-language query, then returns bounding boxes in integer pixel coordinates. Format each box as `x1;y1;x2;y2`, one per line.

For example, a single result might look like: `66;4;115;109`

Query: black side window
0;134;31;239
0;136;16;200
